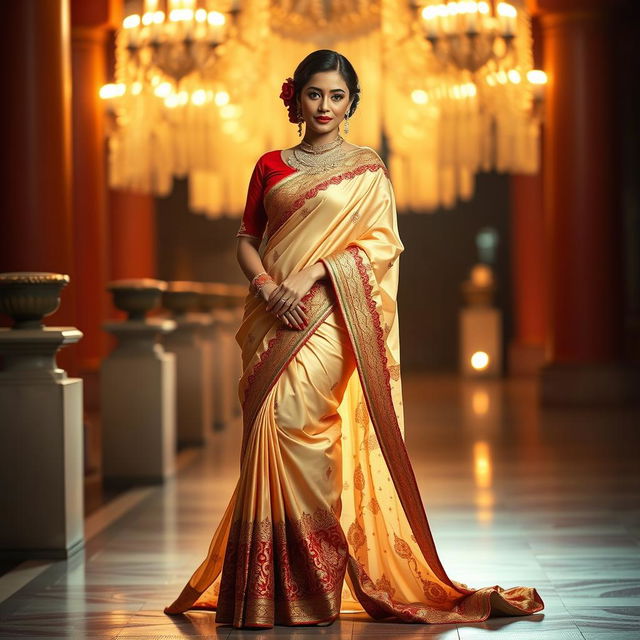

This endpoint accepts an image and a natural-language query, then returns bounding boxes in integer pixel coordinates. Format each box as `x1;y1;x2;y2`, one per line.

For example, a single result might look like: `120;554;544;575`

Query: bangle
250;272;274;298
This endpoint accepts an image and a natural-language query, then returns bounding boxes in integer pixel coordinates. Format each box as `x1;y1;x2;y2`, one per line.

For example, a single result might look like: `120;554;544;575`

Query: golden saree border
322;245;545;620
264;148;389;242
214;508;347;628
321;246;453;582
238;281;336;458
345;555;544;624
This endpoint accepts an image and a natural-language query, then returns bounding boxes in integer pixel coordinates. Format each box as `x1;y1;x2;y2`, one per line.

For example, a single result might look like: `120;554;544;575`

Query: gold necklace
289;135;346;173
299;135;344;154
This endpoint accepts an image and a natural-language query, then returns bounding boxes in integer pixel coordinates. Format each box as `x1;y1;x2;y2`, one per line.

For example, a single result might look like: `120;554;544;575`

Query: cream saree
164;147;544;628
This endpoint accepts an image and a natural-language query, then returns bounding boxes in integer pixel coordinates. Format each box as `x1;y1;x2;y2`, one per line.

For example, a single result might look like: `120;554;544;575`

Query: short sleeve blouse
236;151;297;239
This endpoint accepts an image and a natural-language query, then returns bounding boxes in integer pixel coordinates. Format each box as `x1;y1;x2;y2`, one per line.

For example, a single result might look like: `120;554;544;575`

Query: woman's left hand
265;267;317;319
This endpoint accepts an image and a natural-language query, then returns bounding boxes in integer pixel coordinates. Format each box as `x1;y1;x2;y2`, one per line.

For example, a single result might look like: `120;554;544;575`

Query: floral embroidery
367;497;381;514
360;433;379;452
216;507;347;627
355;399;369;426
353;464;365;491
393;534;413;559
375;573;396;598
347;521;366;551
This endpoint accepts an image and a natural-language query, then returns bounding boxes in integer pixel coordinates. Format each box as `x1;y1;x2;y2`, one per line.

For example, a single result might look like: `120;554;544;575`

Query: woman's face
298;70;353;136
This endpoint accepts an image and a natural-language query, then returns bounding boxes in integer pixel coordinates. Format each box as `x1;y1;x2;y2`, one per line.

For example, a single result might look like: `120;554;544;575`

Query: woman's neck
301;129;340;148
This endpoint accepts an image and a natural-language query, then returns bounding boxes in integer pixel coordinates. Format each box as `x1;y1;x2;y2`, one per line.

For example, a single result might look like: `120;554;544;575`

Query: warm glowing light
470;351;490;370
220;104;241;119
214;90;230;106
497;2;517;18
191;89;207;105
508;69;521;84
153;11;165;24
154;82;173;98
123;14;141;29
422;6;438;20
527;69;547;85
164;94;180;108
471;390;490;415
208;11;226;26
131;82;143;95
447;2;460;16
478;2;489;14
411;89;429;105
142;12;154;26
496;70;508;84
169;8;194;22
471;264;493;287
177;90;189;105
473;441;492;488
99;83;126;99
195;8;207;22
144;0;158;11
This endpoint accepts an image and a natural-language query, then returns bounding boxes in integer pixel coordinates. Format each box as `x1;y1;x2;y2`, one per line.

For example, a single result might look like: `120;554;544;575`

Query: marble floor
1;373;639;639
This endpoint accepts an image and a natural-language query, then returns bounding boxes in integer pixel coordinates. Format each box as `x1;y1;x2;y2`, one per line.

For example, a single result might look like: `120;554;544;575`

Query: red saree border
322;246;545;620
267;163;388;240
214;507;347;627
239;281;336;459
322;246;467;588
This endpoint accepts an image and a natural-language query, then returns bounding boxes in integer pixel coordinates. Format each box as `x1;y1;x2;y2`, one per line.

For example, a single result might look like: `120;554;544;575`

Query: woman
164;49;544;629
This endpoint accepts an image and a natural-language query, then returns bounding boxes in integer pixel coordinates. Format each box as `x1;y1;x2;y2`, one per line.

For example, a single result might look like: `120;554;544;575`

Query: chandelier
414;1;518;72
100;0;546;213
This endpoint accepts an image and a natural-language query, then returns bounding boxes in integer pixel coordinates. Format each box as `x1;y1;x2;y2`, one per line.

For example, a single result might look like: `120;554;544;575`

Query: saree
164;146;544;628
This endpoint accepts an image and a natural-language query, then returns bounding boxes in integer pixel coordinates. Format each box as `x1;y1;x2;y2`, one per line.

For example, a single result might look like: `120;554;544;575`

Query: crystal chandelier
100;0;546;213
415;1;519;72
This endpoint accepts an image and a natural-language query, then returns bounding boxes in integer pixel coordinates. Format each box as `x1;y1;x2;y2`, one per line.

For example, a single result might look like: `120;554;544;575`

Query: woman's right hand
259;282;308;330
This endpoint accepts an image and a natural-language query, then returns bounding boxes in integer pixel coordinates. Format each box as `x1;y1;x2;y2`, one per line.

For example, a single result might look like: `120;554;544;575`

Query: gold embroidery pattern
264;148;388;241
321;246;454;584
215;508;347;627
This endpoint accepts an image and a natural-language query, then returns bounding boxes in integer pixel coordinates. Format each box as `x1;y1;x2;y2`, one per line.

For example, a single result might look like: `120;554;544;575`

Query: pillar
0;0;77;374
538;1;639;403
71;1;114;373
508;14;547;376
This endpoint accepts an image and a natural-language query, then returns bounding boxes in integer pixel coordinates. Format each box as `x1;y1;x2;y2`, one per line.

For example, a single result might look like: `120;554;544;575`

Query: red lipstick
315;116;332;123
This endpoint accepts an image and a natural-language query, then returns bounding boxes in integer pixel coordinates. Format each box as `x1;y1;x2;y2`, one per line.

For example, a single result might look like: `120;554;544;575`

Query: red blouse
236;150;297;239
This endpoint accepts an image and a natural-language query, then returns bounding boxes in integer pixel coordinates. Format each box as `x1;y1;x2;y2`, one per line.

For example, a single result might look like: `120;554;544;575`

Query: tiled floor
1;373;639;639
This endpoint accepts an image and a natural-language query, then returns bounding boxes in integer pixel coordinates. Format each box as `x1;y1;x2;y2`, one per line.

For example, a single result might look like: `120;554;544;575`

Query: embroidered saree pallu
164;147;544;628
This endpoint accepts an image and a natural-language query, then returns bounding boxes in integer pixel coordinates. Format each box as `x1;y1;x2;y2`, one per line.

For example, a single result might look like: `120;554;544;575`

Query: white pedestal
459;307;503;377
0;327;84;559
163;315;212;446
101;319;177;484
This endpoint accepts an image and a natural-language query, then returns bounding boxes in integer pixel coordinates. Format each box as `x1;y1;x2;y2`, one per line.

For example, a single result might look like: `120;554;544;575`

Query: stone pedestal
0;272;84;559
101;319;177;484
211;308;237;431
163;315;213;446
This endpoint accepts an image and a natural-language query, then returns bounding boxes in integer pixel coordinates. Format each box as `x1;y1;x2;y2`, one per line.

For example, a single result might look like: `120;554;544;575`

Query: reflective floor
1;373;639;639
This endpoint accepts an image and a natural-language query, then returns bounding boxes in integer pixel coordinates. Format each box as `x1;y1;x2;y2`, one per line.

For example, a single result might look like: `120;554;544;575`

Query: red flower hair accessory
279;77;298;123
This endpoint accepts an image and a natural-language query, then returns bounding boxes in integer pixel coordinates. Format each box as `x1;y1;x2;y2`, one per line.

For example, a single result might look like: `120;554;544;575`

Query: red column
508;173;547;374
0;0;77;373
508;14;547;376
538;2;634;403
109;191;157;281
71;18;111;372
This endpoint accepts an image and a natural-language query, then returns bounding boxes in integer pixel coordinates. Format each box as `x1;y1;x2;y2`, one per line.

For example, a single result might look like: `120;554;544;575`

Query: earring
344;113;350;135
297;106;303;137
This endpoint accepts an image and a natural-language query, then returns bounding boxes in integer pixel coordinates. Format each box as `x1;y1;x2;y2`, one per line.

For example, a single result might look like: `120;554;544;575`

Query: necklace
299;135;344;154
288;135;346;173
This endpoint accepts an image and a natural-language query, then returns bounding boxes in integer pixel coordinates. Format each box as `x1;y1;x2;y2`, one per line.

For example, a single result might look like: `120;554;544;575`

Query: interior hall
0;0;639;639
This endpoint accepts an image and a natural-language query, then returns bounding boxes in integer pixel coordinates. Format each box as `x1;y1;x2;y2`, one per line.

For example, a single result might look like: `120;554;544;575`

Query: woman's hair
293;50;360;117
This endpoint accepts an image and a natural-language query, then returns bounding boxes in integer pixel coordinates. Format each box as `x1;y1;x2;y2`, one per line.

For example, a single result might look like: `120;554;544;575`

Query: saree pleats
164;147;544;627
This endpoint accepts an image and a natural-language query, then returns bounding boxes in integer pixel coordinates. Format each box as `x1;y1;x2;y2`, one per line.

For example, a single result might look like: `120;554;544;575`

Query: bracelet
250;271;274;298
